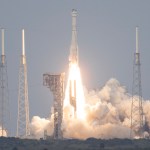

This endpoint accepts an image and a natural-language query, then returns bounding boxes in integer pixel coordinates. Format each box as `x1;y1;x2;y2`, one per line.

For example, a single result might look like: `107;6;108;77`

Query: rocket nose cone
72;9;77;16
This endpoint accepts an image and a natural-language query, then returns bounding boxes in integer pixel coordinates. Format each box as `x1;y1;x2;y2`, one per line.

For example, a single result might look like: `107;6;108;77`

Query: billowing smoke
30;78;150;139
30;116;53;139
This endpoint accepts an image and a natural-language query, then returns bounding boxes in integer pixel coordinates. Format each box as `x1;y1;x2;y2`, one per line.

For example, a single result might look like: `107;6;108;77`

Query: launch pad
43;73;65;139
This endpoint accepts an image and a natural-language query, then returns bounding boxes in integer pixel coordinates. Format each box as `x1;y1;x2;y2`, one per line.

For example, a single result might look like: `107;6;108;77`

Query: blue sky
0;0;150;136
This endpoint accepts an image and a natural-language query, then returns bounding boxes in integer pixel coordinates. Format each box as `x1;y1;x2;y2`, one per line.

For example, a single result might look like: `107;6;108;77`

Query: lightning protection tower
131;27;144;138
17;29;30;138
0;28;10;136
43;73;65;139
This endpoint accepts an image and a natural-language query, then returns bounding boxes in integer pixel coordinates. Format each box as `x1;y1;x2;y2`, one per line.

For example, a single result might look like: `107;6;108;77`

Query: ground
0;137;150;150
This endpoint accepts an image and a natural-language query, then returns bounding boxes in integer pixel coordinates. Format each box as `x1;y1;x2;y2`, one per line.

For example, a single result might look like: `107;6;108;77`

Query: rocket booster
69;9;78;65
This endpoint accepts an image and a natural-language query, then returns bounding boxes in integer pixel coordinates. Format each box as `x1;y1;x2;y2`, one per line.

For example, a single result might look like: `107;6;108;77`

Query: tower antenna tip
22;29;25;56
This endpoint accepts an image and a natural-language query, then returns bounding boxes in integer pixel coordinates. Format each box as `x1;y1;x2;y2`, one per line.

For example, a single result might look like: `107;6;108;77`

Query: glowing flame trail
64;63;85;119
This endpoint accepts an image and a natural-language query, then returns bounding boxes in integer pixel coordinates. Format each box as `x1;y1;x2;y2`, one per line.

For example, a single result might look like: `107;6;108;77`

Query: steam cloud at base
30;78;150;139
0;127;7;137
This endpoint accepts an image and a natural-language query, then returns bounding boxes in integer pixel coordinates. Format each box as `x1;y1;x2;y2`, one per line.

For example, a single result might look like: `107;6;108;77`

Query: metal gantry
17;29;30;138
131;27;144;138
0;29;10;136
43;73;65;139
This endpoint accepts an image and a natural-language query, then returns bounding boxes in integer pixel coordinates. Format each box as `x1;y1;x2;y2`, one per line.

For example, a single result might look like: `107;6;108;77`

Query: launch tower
17;29;30;138
131;27;144;138
43;73;65;139
0;29;10;136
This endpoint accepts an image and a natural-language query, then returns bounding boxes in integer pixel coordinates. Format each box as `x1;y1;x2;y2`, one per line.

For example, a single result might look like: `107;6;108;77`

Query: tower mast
0;28;10;136
17;29;30;138
131;27;144;138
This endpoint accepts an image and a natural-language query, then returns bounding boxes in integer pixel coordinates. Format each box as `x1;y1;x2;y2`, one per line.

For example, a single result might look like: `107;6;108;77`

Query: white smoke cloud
30;78;150;139
30;116;53;139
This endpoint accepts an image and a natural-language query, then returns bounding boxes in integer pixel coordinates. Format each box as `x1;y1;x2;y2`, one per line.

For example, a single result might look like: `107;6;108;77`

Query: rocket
69;9;78;65
69;9;78;116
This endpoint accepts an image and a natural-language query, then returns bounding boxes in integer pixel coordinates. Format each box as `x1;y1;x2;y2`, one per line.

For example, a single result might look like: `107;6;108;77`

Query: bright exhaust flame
64;63;85;119
0;127;7;137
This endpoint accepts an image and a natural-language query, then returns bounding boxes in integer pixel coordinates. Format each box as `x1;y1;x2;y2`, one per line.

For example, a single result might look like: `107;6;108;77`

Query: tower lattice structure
0;29;10;136
43;73;65;139
17;29;30;138
131;27;144;138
